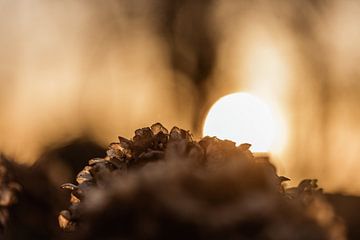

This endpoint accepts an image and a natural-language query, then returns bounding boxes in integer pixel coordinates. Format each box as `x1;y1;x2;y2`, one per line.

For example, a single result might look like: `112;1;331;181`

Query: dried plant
0;156;21;237
59;123;345;240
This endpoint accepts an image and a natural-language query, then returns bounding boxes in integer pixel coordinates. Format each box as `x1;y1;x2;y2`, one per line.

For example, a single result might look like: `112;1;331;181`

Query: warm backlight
203;92;277;152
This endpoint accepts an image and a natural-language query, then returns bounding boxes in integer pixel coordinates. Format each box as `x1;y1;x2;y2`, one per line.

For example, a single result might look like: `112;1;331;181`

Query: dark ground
326;194;360;240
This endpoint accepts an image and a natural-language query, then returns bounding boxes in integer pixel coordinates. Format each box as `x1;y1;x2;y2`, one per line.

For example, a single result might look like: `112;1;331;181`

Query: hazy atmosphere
1;0;360;196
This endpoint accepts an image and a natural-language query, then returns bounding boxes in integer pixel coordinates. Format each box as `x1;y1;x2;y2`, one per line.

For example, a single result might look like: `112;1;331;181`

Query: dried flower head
59;123;345;240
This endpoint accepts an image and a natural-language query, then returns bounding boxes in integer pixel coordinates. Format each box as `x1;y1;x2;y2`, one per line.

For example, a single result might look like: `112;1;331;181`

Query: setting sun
203;92;278;152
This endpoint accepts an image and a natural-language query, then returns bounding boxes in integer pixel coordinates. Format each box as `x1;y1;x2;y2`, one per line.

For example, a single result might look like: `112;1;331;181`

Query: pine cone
59;123;345;240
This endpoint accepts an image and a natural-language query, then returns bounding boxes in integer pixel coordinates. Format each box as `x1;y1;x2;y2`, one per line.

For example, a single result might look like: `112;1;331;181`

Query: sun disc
203;92;277;152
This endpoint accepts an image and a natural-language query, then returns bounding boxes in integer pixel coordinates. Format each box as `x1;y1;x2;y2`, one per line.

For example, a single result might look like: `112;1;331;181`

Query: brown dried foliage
0;157;21;236
59;123;346;240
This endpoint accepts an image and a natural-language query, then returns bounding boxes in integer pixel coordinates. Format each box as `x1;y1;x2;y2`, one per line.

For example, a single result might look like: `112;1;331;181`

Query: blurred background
1;0;360;196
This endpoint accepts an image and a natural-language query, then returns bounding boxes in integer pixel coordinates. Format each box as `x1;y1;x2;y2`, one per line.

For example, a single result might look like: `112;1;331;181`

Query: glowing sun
203;92;278;152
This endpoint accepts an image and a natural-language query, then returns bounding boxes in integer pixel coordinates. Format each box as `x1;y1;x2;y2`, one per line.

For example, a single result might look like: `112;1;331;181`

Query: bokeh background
1;0;360;195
